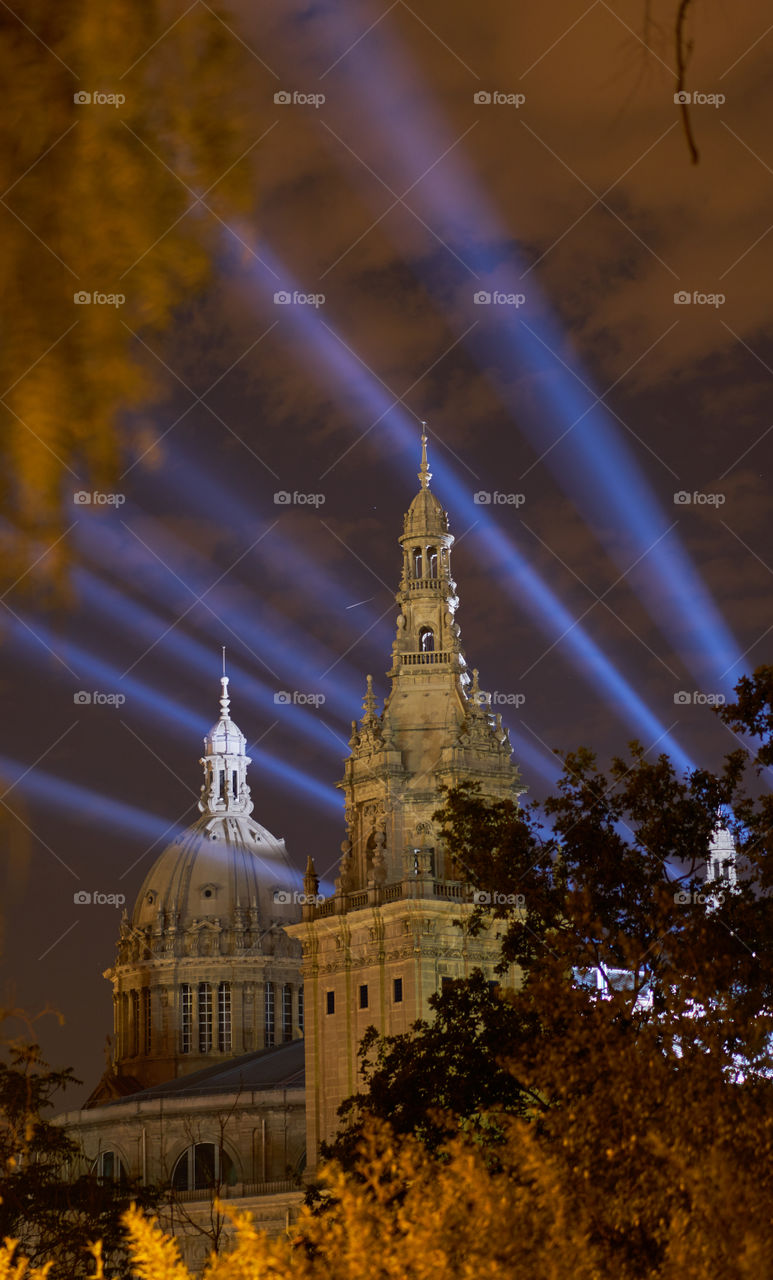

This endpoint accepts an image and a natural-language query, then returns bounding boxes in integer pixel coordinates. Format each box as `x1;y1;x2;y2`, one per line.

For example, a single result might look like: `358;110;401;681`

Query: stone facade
60;431;531;1267
287;432;524;1162
57;1063;305;1273
89;676;304;1100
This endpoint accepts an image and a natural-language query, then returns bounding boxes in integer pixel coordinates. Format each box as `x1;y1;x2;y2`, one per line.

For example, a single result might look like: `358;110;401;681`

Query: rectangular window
282;984;293;1042
393;977;403;1004
359;984;368;1009
326;990;335;1015
198;983;212;1053
298;984;304;1033
130;989;140;1056
265;981;275;1047
441;977;454;993
218;982;232;1053
180;984;192;1053
142;987;152;1055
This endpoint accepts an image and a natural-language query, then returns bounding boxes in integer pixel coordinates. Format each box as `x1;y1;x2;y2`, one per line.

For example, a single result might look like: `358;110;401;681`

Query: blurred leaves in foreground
0;0;257;580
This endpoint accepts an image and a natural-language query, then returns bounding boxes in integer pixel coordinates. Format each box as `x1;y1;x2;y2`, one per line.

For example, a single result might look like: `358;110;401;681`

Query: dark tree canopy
0;1039;160;1278
319;667;773;1277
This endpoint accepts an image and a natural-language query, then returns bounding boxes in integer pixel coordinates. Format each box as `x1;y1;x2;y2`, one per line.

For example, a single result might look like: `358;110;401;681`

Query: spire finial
219;655;230;720
361;673;378;723
418;422;431;489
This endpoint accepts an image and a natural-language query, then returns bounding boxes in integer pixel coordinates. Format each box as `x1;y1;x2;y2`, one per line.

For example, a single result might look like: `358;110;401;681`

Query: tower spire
199;662;253;816
418;422;431;490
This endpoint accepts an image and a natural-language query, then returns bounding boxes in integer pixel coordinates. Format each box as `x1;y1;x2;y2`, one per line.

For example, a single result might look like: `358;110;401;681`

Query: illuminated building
58;433;525;1260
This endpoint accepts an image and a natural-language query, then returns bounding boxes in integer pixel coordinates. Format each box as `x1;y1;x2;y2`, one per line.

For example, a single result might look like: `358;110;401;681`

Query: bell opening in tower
419;626;435;652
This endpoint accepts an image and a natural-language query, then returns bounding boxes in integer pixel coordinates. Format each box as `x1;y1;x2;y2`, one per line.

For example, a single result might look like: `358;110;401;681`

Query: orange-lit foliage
2;1103;764;1280
0;1;254;571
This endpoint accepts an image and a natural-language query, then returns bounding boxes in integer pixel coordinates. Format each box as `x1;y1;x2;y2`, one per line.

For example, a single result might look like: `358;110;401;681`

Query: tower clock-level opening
419;626;435;652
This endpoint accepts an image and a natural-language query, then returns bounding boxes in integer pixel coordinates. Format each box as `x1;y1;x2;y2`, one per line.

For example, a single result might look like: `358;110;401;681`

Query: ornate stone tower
89;675;304;1101
287;431;524;1164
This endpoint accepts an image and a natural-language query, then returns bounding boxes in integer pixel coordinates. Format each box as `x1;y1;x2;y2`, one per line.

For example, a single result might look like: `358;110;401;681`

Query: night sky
2;0;772;1098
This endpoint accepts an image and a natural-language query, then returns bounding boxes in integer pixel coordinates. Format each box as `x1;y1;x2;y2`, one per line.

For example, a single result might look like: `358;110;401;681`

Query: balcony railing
401;650;455;666
303;878;473;918
172;1179;300;1203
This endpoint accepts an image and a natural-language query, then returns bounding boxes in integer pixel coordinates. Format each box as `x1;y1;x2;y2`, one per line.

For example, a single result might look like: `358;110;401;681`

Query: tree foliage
312;666;773;1273
0;1039;159;1278
5;671;773;1277
0;0;254;575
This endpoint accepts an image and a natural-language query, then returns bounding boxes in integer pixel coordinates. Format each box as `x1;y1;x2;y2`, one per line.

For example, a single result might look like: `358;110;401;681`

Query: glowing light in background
290;5;741;691
5;613;343;818
230;238;696;773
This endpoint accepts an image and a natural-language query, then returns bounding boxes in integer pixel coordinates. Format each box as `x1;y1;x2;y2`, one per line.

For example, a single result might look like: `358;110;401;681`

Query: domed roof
401;429;450;539
129;673;301;939
403;485;449;538
132;812;299;933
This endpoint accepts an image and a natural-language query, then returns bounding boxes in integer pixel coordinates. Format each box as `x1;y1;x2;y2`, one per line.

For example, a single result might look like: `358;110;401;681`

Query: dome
128;673;302;944
132;812;300;935
403;486;449;538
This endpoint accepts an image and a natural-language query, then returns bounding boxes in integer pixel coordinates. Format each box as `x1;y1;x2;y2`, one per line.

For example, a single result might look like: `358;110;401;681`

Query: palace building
57;434;524;1267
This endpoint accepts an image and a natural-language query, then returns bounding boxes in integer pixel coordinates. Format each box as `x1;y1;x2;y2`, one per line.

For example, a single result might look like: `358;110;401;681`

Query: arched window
427;547;438;578
412;547;422;577
265;981;275;1047
282;984;293;1042
180;984;192;1053
419;627;435;653
218;982;231;1053
198;983;212;1053
92;1150;127;1183
171;1143;235;1192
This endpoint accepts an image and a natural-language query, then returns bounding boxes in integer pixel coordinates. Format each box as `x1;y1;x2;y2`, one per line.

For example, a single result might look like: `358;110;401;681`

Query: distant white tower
89;672;304;1101
706;822;737;886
